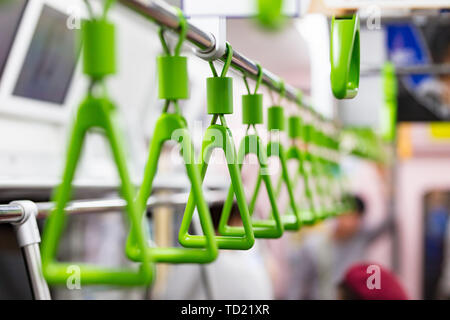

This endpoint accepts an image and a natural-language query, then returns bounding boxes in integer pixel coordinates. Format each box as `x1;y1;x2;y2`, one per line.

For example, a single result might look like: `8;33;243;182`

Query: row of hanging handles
40;1;361;286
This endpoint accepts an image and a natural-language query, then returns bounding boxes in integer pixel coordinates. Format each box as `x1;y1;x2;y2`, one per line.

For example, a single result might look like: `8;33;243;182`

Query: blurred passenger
161;202;274;300
423;191;449;299
288;195;393;300
438;217;450;299
338;263;408;300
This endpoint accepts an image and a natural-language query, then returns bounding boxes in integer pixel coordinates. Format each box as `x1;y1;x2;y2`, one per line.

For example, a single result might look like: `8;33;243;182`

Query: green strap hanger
260;81;302;231
257;0;285;30
126;10;218;264
311;130;336;218
269;107;303;230
219;65;284;238
330;14;360;99
305;125;330;221
286;119;317;225
180;44;256;250
40;4;153;286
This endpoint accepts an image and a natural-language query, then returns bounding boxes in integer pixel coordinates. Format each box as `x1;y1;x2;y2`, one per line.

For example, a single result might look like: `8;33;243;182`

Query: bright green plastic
242;94;263;125
330;14;360;99
381;62;397;142
288;116;301;139
126;11;218;264
267;107;302;230
257;0;285;30
82;19;116;79
126;113;218;263
287;119;317;225
286;145;316;225
219;133;284;238
268;140;302;230
157;56;189;100
41;10;153;286
180;44;255;250
267;106;284;131
207;77;234;114
180;122;255;250
40;96;153;286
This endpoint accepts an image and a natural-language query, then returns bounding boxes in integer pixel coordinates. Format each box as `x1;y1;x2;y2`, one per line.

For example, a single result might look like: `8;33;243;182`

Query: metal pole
117;0;327;123
21;244;51;300
0;204;24;223
361;64;450;77
36;190;227;218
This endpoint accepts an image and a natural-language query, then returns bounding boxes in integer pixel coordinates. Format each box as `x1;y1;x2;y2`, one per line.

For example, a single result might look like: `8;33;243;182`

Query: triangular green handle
285;146;317;225
179;124;255;250
266;141;302;230
219;135;284;238
330;14;360;99
308;153;330;221
40;96;153;286
125;113;218;264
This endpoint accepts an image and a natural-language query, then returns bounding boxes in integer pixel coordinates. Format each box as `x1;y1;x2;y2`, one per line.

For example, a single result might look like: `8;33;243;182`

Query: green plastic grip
288;116;302;139
157;56;189;100
207;77;234;114
180;124;255;250
330;14;360;99
242;94;263;125
82;19;116;79
219;134;284;238
41;96;153;286
267;106;285;131
257;0;285;30
126;113;218;264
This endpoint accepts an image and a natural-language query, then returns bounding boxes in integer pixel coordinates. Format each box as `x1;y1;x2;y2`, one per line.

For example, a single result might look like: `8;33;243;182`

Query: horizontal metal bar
36;190;227;218
0;204;24;223
118;0;328;123
361;64;450;77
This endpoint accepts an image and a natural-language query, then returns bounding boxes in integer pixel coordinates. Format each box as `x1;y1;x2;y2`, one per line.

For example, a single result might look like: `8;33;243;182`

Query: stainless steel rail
0;204;24;223
35;190;227;218
118;0;328;123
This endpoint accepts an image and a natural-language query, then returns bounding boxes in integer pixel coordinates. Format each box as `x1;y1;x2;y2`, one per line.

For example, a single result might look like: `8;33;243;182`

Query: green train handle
219;133;284;238
126;12;218;264
285;117;317;225
40;12;153;286
305;125;327;222
330;14;360;99
263;104;302;231
126;113;219;264
307;128;331;219
41;96;153;286
180;44;255;250
257;0;285;29
285;144;316;226
219;66;283;238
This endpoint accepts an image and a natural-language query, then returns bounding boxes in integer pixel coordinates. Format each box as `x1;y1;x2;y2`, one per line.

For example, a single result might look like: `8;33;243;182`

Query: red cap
343;263;408;300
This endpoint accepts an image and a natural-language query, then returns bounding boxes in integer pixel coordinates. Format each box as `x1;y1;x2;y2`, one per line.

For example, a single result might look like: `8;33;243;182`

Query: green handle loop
242;65;264;125
181;50;256;249
330;14;360;99
41;96;154;286
243;64;263;95
158;8;187;57
257;0;285;30
41;8;154;286
126;10;218;263
219;134;284;238
278;79;286;104
157;9;189;102
209;43;233;78
125;113;218;264
180;125;255;250
286;145;317;225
